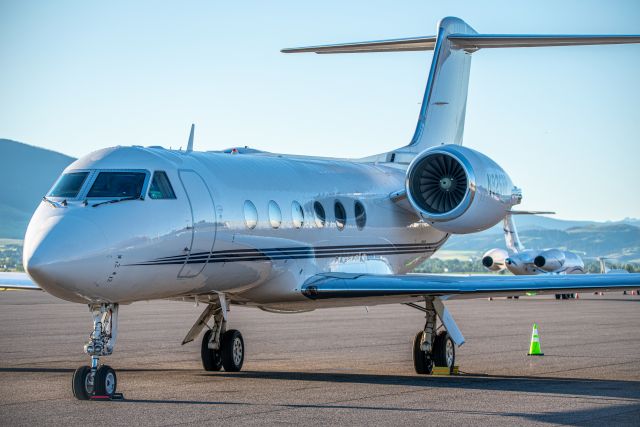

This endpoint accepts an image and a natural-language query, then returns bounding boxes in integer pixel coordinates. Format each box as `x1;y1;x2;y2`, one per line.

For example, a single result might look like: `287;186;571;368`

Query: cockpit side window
87;172;146;198
48;172;89;198
148;171;176;200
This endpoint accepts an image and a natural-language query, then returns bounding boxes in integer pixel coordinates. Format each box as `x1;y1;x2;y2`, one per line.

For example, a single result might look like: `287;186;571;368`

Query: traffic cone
527;323;544;356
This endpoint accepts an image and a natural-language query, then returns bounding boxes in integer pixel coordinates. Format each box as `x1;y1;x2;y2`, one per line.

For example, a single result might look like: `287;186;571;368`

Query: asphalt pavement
1;291;639;426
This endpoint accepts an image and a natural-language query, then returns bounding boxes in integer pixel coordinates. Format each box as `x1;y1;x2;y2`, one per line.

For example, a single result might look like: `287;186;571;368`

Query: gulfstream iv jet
2;17;640;400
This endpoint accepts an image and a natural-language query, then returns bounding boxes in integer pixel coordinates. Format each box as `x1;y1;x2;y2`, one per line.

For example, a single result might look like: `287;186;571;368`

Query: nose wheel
73;303;120;400
73;364;118;400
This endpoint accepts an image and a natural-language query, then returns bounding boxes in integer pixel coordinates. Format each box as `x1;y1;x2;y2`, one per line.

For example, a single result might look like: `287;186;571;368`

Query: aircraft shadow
203;370;640;400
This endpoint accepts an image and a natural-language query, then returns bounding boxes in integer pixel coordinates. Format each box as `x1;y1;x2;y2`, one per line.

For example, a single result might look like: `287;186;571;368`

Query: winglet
186;124;195;153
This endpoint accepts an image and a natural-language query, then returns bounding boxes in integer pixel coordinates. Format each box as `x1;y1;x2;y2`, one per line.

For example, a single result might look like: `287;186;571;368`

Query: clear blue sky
1;1;639;221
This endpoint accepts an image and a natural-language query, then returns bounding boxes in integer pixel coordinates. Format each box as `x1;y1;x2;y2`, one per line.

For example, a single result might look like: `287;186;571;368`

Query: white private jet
482;211;586;276
2;17;640;400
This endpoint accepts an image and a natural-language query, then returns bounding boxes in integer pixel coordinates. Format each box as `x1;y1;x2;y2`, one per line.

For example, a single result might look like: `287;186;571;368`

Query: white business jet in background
482;211;586;276
482;211;586;299
2;17;640;400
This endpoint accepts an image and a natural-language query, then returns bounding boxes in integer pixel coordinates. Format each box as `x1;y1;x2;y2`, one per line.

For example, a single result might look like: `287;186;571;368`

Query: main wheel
201;329;223;371
433;331;455;373
412;331;433;375
72;365;92;400
221;329;244;372
94;365;117;397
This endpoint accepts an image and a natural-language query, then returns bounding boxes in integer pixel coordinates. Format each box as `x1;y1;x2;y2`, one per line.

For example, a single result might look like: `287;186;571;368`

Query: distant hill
0;139;75;239
443;223;640;263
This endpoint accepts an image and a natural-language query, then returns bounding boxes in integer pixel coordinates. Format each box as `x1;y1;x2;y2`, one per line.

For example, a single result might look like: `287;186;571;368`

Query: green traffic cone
527;323;544;356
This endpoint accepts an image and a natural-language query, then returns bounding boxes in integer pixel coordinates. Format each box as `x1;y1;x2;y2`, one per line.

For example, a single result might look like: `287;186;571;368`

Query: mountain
443;223;640;263
0;139;75;239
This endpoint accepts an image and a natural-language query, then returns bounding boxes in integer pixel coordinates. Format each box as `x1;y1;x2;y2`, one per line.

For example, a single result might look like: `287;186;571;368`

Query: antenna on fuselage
186;123;195;153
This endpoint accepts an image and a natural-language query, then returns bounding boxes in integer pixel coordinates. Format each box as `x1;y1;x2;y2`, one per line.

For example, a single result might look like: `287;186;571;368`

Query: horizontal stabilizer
449;34;640;50
282;36;438;54
282;34;640;54
507;210;555;216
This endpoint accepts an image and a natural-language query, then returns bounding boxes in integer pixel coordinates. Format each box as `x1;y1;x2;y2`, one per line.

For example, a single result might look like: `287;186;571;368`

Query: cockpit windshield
87;172;146;198
48;172;89;198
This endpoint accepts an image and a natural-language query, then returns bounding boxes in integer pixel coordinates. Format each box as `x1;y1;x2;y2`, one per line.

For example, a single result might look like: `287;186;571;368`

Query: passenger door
178;170;216;278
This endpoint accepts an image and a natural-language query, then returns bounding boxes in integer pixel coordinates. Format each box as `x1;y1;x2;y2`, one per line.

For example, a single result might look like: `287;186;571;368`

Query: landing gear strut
183;294;245;373
72;303;119;400
410;298;456;375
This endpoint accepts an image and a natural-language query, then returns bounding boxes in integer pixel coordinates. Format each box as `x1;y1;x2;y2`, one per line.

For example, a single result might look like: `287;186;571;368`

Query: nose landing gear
72;303;120;400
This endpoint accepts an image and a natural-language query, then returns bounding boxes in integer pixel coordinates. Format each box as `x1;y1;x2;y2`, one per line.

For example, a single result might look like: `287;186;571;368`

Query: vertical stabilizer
281;18;640;162
503;214;524;253
504;211;555;253
402;17;476;153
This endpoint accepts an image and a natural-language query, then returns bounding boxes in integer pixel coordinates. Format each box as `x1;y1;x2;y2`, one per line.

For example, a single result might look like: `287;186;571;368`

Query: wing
0;272;41;291
301;272;640;301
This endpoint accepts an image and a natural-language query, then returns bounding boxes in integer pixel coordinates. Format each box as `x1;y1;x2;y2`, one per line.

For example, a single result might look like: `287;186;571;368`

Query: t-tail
503;210;555;253
283;17;640;163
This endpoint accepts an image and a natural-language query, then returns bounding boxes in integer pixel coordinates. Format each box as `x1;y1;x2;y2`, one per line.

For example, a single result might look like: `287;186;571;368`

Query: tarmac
1;291;639;426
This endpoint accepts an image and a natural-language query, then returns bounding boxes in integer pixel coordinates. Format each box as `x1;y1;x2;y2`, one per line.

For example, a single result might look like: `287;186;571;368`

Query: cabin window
334;201;346;231
148;171;176;199
355;201;366;230
244;200;258;229
87;171;146;198
313;201;326;228
268;200;282;229
291;201;304;228
48;172;89;198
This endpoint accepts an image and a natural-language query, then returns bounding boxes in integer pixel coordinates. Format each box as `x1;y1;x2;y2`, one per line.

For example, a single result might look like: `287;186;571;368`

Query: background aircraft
1;17;639;401
482;211;585;299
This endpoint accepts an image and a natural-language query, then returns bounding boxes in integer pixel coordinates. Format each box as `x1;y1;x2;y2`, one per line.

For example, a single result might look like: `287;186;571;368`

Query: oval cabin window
244;200;258;229
355;201;366;230
291;201;304;228
335;201;346;231
313;201;326;228
268;200;282;229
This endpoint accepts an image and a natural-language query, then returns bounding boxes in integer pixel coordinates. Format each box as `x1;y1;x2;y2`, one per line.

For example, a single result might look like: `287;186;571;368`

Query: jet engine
534;249;585;274
405;144;520;234
481;248;508;272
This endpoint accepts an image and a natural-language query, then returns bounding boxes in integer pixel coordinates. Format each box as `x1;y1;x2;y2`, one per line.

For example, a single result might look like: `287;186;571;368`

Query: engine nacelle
482;248;508;272
534;249;584;273
406;145;520;234
534;249;564;272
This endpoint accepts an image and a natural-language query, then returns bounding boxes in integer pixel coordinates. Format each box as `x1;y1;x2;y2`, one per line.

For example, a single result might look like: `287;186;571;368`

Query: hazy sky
1;1;639;221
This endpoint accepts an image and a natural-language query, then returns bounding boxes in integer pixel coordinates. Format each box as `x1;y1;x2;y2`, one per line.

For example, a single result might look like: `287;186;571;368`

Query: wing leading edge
301;272;640;301
0;272;41;291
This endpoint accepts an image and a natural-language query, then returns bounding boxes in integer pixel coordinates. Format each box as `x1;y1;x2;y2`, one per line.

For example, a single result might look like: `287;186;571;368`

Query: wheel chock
431;366;459;375
90;393;124;401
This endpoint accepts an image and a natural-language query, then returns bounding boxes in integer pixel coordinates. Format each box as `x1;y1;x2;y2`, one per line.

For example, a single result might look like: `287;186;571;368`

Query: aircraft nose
24;214;111;302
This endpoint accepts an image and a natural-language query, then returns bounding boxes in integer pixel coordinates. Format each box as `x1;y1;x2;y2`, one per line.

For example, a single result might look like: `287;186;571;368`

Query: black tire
72;365;92;400
94;365;117;397
432;331;455;372
555;294;561;300
412;331;433;375
201;329;223;371
221;329;244;372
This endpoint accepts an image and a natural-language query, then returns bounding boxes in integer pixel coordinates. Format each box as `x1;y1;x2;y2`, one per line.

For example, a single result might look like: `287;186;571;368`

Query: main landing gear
409;299;456;375
72;303;119;400
182;294;245;373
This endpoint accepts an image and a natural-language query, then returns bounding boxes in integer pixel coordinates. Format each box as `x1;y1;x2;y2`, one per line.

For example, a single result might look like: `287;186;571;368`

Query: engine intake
405;145;519;234
409;153;468;214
